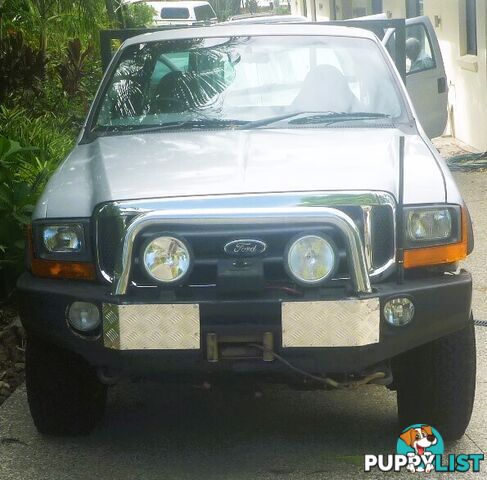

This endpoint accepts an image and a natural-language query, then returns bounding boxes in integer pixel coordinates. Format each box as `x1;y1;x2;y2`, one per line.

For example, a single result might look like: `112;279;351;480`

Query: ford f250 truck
19;23;475;439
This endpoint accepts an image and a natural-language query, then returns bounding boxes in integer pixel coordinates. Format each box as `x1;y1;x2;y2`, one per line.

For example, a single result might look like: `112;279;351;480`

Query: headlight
42;225;84;252
142;236;192;284
33;221;90;259
405;206;461;246
285;234;337;285
30;220;94;280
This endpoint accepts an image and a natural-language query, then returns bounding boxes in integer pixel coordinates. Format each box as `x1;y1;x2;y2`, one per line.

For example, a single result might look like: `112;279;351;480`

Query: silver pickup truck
19;23;476;439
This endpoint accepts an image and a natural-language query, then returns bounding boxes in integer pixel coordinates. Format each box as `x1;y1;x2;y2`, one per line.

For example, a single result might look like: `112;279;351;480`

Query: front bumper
17;271;472;378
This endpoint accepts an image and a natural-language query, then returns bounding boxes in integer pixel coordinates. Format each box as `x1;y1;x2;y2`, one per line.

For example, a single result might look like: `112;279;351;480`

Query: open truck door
384;16;448;138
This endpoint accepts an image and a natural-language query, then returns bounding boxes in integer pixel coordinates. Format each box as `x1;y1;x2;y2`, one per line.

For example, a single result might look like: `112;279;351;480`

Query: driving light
42;225;84;252
406;208;452;242
142;236;191;283
68;302;101;332
383;297;415;326
286;235;337;285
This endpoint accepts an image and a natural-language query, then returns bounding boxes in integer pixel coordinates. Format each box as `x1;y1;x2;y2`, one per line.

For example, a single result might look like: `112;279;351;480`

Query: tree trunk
116;2;125;28
104;0;118;27
105;0;126;28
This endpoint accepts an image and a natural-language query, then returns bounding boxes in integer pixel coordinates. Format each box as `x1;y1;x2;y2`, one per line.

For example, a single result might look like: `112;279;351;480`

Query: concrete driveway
1;172;486;480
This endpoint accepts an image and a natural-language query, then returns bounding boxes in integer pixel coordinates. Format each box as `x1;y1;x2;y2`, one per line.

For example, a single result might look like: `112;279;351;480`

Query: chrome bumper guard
111;206;374;296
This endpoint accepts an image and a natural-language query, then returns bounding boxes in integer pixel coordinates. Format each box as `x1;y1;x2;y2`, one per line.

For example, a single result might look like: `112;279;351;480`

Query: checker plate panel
103;304;200;350
282;299;380;348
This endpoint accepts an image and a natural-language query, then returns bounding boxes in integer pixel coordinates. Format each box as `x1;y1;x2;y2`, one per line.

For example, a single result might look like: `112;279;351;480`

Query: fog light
68;302;101;332
383;297;415;326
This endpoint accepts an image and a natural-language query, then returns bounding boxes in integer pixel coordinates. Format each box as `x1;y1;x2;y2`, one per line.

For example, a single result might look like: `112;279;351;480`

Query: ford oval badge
224;239;267;257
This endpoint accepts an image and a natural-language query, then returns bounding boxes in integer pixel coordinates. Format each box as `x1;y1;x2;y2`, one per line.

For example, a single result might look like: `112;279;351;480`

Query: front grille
371;205;395;269
134;222;350;286
95;200;395;289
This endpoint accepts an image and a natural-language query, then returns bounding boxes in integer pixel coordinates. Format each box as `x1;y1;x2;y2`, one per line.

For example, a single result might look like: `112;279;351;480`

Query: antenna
396;136;405;284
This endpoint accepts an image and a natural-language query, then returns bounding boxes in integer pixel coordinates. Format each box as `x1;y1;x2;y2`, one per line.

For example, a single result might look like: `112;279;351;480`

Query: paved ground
0;172;486;480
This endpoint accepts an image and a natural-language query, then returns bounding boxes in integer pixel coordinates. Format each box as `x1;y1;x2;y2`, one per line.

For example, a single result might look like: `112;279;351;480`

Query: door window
406;24;436;74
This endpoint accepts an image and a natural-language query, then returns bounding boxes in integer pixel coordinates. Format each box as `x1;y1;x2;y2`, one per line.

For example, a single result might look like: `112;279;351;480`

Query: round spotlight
286;234;337;285
383;297;415;327
142;236;191;284
68;302;101;332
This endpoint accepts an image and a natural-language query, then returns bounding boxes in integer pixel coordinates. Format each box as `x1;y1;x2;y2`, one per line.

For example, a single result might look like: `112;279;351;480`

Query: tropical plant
0;135;51;296
124;2;155;27
105;0;126;28
57;38;94;97
0;31;46;103
0;1;109;298
0;105;74;169
1;0;111;61
245;0;258;14
209;0;241;20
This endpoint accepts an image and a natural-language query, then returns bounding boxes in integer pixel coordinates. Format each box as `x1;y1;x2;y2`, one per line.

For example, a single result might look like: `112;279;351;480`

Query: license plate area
102;298;380;351
103;303;200;350
281;298;380;348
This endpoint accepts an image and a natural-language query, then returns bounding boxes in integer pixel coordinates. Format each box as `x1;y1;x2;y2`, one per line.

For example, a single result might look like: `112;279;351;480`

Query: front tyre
26;336;107;436
393;321;476;441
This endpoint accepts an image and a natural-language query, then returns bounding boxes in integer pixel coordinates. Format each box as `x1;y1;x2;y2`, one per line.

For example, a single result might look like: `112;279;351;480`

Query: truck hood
34;128;446;219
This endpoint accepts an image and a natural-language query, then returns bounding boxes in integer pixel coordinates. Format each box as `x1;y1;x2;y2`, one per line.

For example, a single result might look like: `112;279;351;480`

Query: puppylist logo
364;424;484;473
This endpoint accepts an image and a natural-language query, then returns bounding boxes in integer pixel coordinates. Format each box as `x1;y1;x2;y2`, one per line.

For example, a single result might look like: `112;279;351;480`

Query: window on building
332;0;383;20
406;0;423;18
465;0;477;55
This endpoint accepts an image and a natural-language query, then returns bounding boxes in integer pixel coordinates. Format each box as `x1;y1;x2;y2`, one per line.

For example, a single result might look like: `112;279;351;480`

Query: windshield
94;35;405;133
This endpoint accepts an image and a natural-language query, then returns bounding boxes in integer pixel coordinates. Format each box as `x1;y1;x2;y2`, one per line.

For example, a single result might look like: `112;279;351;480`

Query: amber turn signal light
404;208;468;269
31;258;96;280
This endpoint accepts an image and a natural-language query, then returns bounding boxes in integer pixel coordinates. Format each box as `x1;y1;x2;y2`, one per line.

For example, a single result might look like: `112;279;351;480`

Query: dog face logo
397;424;444;473
400;425;438;456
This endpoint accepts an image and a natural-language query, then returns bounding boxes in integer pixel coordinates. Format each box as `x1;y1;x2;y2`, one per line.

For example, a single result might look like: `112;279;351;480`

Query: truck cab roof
123;23;379;48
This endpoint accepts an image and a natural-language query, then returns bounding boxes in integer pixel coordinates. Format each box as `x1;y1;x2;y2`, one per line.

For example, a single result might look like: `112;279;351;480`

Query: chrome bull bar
111;206;373;296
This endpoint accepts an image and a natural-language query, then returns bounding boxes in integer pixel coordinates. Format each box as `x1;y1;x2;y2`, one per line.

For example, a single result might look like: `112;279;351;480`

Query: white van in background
123;1;218;26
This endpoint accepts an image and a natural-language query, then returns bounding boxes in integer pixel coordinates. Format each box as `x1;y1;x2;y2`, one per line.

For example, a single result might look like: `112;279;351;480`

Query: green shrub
0;31;47;104
0;135;53;296
124;3;156;27
0;106;75;171
0;108;76;298
57;39;95;98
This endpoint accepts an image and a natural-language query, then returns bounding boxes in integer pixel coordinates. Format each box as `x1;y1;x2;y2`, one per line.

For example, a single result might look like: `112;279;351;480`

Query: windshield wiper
92;118;247;136
238;111;322;129
239;111;391;129
91;112;392;137
289;112;392;126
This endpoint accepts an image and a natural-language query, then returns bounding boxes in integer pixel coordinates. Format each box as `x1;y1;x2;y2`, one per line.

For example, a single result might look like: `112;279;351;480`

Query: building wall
421;0;487;150
383;0;405;18
315;0;333;20
290;0;487;150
